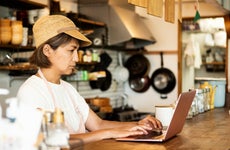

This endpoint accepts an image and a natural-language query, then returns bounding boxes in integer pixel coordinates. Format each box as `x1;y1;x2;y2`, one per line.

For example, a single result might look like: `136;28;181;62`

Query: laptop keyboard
130;130;163;139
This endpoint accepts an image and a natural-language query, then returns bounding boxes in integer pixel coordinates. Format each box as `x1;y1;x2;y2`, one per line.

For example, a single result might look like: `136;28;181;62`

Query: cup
155;105;174;127
21;27;28;46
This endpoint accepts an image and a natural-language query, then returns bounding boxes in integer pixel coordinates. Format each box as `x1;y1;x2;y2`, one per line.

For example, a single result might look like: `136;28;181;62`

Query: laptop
116;90;196;142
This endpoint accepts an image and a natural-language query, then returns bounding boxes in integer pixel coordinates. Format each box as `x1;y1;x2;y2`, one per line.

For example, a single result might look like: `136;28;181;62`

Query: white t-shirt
17;75;89;134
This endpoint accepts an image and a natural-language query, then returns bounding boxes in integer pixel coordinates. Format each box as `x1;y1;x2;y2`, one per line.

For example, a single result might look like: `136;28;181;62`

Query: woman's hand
106;124;151;139
138;115;163;130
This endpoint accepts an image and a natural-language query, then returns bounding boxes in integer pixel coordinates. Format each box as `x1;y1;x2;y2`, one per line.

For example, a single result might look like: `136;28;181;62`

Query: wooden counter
80;108;230;150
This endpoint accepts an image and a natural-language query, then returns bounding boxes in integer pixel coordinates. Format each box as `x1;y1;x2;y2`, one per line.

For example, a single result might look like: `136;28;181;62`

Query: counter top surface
195;77;226;81
81;108;230;150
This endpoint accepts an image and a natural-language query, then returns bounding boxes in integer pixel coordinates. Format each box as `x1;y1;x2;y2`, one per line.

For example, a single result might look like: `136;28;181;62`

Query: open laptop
116;90;196;142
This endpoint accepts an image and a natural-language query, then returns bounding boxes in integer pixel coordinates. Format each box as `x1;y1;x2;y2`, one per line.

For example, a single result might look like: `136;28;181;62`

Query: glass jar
196;89;204;113
45;108;69;149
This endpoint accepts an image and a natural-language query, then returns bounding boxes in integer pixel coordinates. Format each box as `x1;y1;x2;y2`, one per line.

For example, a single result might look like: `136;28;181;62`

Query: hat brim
64;29;92;47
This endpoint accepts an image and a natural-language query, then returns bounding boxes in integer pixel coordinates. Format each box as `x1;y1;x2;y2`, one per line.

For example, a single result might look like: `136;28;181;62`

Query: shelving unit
0;44;36;52
0;0;47;10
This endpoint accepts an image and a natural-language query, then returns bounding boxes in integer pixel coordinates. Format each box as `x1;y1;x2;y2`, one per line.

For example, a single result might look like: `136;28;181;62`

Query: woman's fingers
138;115;163;129
129;124;154;134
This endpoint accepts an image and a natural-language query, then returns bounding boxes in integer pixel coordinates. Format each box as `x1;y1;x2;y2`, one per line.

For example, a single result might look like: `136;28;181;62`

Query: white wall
124;6;178;113
124;1;229;113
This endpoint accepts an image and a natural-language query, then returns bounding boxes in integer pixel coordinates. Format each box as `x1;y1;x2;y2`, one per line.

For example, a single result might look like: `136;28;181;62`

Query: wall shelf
0;0;47;10
0;44;35;52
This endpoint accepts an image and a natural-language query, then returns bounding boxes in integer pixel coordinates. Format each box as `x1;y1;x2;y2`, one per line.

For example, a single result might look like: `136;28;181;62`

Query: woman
17;15;162;144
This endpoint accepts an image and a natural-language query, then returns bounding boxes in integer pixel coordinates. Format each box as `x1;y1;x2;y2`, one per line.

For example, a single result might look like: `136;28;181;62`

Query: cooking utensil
129;75;150;93
114;52;129;83
151;52;176;98
95;52;112;70
89;52;112;91
125;54;150;78
100;69;112;91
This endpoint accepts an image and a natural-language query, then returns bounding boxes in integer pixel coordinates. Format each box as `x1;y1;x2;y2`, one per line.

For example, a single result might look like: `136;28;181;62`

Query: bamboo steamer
100;106;113;113
90;97;110;107
0;19;12;44
0;19;11;27
0;26;12;44
89;97;112;113
11;20;23;45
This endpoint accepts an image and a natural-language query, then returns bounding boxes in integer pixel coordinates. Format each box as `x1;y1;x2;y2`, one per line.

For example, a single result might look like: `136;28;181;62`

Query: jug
200;81;216;109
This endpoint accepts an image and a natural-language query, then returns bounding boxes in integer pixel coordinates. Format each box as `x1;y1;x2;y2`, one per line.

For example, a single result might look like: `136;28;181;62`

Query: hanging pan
125;54;150;78
129;75;151;93
151;52;176;99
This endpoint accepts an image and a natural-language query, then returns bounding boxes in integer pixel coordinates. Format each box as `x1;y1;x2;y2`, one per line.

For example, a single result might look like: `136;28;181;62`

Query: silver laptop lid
164;90;196;140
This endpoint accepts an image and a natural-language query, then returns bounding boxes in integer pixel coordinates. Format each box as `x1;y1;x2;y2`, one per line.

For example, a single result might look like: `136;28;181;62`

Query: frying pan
100;69;112;91
129;75;150;93
151;52;176;98
89;52;112;91
125;54;150;78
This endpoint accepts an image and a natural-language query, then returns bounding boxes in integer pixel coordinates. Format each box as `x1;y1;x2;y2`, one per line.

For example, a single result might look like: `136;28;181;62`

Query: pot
114;52;129;83
151;52;176;98
125;54;150;78
129;75;151;93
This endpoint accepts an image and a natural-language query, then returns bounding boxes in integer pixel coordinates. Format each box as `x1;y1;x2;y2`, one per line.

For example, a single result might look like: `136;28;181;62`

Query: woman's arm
70;109;162;144
69;125;146;144
86;109;162;131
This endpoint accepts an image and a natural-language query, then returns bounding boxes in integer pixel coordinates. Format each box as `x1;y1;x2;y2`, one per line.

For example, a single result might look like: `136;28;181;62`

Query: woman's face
49;39;79;75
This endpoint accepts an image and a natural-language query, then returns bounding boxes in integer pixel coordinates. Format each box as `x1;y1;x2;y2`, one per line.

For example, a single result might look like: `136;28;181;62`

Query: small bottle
45;108;69;149
92;49;99;62
5;97;18;123
0;104;2;121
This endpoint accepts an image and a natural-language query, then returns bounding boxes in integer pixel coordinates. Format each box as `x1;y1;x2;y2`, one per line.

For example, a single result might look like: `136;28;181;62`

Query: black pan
129;75;150;93
89;52;112;91
100;69;112;91
151;52;176;98
125;54;150;78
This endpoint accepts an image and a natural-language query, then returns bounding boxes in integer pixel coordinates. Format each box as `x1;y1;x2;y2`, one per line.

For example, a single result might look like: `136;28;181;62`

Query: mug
155;105;174;127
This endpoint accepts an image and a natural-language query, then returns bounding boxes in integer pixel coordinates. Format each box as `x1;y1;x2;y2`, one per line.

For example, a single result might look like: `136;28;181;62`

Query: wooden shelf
203;62;225;65
0;0;47;10
0;44;35;52
0;63;37;71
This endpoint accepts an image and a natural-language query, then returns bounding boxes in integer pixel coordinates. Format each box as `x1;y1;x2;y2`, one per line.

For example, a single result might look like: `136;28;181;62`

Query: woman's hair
30;33;78;68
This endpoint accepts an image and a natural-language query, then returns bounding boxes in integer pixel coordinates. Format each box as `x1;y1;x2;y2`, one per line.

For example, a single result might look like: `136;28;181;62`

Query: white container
209;80;226;107
155;105;174;127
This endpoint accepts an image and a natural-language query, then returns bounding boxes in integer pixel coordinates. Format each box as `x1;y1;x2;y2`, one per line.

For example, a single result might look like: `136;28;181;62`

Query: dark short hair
30;33;78;68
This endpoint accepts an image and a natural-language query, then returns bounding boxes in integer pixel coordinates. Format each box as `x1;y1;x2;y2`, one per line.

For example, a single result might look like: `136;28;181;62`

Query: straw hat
33;15;92;48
